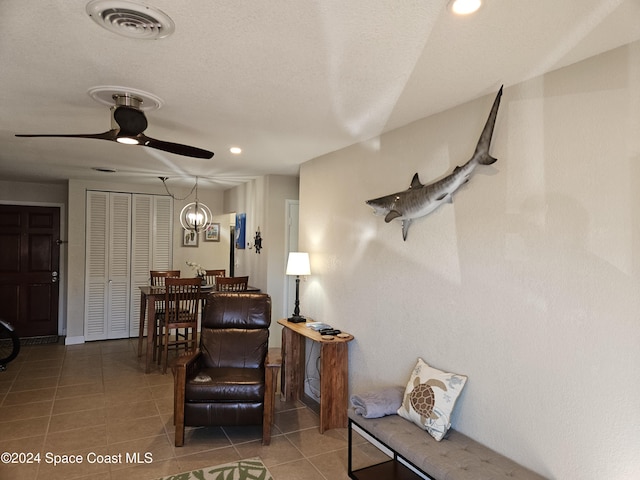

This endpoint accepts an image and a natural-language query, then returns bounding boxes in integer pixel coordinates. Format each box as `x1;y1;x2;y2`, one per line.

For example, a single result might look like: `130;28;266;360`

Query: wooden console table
278;319;354;433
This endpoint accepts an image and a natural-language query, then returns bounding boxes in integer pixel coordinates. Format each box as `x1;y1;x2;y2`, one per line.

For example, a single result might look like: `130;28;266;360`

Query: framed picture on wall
182;229;199;247
235;213;246;249
204;223;220;242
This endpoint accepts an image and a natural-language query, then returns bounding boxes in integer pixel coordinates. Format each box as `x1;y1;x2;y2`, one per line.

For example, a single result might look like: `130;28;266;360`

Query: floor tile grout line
4;339;352;480
34;343;64;480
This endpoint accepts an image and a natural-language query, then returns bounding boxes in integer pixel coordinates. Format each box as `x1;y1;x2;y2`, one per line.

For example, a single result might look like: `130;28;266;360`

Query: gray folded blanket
350;386;404;419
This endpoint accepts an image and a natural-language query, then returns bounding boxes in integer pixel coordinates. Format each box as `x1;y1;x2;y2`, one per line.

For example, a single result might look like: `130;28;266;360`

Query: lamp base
287;315;306;323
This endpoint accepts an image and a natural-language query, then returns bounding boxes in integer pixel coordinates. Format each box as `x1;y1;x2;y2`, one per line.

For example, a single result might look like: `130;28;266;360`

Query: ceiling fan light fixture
116;137;140;145
449;0;482;15
86;0;175;40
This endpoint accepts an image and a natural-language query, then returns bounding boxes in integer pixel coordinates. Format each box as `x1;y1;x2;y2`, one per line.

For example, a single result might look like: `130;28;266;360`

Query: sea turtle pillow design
397;358;468;441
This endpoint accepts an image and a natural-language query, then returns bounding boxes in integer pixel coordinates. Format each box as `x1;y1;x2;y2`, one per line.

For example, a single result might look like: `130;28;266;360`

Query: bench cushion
349;409;547;480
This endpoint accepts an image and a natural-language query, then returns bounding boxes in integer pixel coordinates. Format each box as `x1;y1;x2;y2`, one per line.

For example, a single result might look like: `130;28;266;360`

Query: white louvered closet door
152;195;173;270
129;195;173;337
85;191;131;340
108;193;132;338
85;191;108;340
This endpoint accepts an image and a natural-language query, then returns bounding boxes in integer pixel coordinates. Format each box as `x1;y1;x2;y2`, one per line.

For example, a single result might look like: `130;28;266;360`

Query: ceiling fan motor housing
112;105;148;136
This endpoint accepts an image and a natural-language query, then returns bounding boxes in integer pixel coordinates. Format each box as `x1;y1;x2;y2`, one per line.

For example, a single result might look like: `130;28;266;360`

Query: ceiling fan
15;93;214;159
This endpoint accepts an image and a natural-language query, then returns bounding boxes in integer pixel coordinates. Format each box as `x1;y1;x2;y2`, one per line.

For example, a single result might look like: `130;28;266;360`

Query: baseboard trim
64;336;85;345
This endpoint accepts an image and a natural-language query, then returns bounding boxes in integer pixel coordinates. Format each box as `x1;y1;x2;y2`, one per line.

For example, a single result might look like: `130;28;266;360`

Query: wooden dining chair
150;270;181;286
148;270;181;360
157;277;202;374
215;276;249;292
204;269;226;285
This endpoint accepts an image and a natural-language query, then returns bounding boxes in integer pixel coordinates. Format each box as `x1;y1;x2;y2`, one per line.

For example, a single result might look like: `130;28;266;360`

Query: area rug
156;457;274;480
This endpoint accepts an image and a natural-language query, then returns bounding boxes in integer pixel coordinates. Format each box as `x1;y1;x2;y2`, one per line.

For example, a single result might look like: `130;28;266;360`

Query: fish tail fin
473;86;502;161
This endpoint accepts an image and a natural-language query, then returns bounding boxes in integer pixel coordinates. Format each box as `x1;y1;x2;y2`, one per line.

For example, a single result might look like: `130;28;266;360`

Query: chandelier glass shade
179;200;212;233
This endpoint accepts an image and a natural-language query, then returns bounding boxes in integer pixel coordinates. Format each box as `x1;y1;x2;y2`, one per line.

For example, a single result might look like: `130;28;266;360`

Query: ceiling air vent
86;0;175;39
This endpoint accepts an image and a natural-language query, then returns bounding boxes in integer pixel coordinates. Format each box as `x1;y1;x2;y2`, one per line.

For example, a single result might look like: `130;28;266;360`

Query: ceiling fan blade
139;134;214;159
15;130;118;141
15;105;213;158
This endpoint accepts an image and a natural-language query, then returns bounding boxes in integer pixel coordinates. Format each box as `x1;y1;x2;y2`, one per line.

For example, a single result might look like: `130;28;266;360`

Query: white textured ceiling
1;0;639;190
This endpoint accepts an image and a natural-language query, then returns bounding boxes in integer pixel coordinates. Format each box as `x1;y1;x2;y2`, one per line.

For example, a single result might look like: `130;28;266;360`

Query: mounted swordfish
366;86;503;241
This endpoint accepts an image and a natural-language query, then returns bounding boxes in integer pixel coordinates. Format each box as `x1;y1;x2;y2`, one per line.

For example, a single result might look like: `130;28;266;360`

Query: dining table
138;283;261;373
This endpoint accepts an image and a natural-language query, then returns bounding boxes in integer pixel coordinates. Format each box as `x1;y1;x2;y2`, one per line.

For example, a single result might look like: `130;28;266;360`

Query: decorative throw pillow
397;358;467;441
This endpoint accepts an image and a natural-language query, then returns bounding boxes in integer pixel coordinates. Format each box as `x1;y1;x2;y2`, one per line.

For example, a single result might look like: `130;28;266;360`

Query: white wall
176;211;231;279
298;42;640;479
224;174;299;347
0;180;67;205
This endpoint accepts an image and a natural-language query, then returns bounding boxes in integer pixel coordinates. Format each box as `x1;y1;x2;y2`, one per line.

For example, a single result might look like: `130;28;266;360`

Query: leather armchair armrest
176;349;202;371
174;349;202;447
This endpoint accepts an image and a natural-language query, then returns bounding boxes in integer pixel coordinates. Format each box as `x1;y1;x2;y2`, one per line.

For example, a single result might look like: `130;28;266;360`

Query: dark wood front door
0;205;60;338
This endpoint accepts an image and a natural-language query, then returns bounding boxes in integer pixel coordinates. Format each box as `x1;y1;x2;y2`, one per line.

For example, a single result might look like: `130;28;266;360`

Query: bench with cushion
348;408;547;480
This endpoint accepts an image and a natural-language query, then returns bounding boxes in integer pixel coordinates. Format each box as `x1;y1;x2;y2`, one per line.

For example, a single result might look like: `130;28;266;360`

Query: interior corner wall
264;175;300;330
223;174;299;347
223;178;264;280
297;42;640;480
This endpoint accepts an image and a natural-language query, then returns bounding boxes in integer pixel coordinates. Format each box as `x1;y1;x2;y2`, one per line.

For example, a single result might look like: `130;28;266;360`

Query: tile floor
0;338;381;480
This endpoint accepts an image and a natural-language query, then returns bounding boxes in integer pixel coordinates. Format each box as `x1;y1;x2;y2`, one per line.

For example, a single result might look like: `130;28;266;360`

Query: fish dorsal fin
385;210;402;223
409;173;422;189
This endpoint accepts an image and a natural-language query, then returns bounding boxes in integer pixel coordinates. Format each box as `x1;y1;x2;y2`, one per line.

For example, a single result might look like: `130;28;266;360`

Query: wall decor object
204;223;220;242
254;227;262;254
182;228;199;247
235;213;246;249
366;86;503;241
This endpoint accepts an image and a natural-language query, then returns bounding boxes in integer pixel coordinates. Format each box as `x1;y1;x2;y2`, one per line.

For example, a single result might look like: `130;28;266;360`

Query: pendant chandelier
161;176;213;233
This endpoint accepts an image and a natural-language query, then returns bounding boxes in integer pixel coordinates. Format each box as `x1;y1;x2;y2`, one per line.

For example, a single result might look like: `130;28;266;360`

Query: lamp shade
286;252;311;276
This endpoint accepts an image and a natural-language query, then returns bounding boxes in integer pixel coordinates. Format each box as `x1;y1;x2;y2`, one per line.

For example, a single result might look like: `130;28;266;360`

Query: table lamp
286;252;311;323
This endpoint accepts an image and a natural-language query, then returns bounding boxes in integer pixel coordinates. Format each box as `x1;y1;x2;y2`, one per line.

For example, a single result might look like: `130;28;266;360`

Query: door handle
52;271;58;283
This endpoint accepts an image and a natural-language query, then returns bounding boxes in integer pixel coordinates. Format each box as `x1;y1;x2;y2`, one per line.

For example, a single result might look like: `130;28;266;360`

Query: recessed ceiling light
450;0;481;15
230;147;242;154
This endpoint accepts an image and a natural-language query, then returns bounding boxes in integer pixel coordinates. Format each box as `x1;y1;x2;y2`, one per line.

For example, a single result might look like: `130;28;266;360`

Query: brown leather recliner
174;292;278;446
